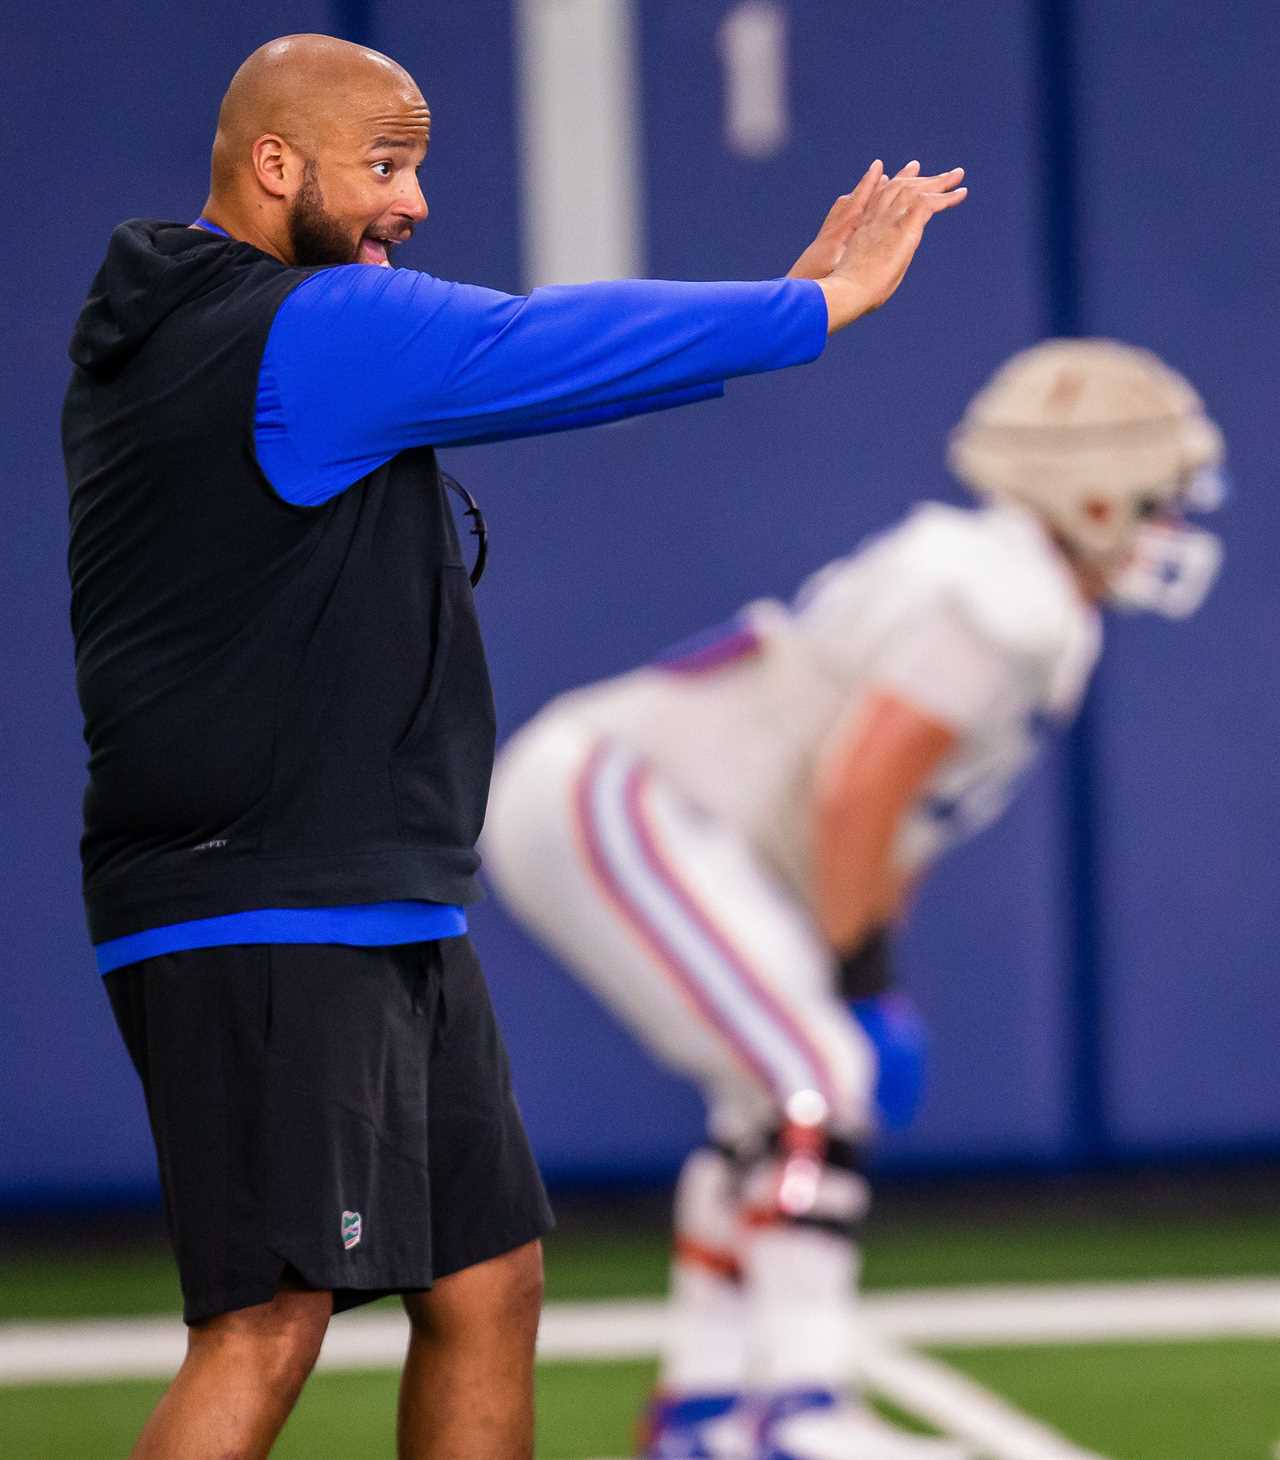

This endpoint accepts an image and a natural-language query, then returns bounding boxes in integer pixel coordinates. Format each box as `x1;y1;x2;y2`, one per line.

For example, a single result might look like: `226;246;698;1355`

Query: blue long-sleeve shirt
94;241;827;973
255;264;826;504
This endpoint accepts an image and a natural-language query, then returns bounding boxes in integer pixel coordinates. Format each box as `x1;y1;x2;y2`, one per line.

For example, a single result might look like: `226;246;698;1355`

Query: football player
483;339;1225;1459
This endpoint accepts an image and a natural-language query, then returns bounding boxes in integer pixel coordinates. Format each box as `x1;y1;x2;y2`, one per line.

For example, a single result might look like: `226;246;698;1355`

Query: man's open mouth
358;233;396;267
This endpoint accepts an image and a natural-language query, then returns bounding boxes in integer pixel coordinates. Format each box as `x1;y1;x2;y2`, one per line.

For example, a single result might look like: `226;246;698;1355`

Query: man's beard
286;161;355;267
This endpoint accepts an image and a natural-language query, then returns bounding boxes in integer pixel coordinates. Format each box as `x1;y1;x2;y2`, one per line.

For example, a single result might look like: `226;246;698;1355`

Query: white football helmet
947;339;1226;617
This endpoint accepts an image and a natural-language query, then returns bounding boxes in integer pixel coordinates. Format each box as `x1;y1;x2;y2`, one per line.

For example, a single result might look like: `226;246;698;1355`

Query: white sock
659;1147;749;1394
738;1156;870;1391
741;1223;862;1390
661;1261;749;1393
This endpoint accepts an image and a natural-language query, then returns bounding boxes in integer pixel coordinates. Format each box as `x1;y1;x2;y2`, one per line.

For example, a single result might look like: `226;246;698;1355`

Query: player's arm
810;689;958;957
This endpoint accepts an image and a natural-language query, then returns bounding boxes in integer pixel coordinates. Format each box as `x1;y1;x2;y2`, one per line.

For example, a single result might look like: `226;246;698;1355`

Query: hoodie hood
69;220;252;375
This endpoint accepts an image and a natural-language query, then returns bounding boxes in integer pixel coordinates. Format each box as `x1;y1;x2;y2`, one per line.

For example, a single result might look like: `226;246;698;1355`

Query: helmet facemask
1106;465;1226;618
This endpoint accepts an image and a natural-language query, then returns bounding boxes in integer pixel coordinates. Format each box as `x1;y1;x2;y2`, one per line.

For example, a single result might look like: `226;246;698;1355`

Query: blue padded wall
1;0;1275;1202
0;0;338;1202
1072;0;1280;1151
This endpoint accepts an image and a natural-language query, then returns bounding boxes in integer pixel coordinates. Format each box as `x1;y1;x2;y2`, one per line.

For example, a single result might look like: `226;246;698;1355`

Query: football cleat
758;1387;975;1460
637;1391;756;1459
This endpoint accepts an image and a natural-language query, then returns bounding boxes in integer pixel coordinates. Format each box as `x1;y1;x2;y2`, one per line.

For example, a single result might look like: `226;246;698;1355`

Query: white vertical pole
717;0;790;160
514;0;645;289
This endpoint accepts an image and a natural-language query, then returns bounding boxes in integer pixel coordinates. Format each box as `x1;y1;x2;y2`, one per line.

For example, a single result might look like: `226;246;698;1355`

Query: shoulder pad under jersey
888;502;1095;673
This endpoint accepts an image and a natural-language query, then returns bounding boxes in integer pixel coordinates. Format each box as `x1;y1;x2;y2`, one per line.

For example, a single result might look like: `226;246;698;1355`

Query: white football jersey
560;502;1102;896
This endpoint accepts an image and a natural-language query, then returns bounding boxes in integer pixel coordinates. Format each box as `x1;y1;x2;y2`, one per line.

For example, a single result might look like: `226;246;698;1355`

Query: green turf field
1;1203;1277;1458
940;1339;1280;1460
4;1342;1278;1460
5;1208;1278;1320
0;1363;660;1460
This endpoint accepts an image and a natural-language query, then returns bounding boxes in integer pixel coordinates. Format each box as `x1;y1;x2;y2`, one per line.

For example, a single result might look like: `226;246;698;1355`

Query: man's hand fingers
866;173;968;226
847;158;885;211
818;159;885;236
917;166;965;190
811;158;967;326
922;185;969;212
880;169;967;222
787;160;888;279
871;178;913;218
815;193;855;237
900;166;966;193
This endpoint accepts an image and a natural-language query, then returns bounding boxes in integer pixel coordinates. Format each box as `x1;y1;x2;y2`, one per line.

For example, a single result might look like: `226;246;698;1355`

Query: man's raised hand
787;159;887;281
795;160;967;334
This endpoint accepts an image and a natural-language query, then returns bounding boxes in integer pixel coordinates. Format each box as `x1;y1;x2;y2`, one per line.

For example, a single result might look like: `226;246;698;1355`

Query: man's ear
250;133;294;199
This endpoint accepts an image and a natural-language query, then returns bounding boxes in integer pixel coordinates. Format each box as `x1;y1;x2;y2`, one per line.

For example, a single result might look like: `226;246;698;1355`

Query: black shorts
105;936;553;1325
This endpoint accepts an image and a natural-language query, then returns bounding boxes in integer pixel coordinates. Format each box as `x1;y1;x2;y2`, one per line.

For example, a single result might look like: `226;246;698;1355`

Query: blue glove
851;992;928;1131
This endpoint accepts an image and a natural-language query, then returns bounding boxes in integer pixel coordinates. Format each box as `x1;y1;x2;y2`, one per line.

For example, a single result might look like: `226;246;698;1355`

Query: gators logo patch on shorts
341;1210;363;1250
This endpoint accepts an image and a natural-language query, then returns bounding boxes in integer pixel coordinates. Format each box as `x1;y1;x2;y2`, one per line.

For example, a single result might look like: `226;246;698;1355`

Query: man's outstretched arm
256;158;967;506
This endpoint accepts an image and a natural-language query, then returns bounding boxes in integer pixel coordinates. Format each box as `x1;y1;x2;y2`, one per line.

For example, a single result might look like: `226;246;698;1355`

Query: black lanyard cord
440;471;489;588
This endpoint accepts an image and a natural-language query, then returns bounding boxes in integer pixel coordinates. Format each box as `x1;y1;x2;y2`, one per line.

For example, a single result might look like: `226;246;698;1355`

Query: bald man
62;33;966;1460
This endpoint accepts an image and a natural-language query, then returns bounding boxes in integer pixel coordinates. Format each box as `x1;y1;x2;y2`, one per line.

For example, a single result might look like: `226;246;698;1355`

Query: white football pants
484;709;876;1150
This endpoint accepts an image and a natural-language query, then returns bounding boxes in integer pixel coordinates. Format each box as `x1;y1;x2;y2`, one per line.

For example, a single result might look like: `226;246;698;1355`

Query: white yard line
864;1277;1280;1347
855;1331;1110;1460
1;1278;1277;1389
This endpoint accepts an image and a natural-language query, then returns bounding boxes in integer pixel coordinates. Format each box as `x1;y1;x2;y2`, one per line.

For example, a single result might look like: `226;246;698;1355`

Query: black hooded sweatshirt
64;222;494;944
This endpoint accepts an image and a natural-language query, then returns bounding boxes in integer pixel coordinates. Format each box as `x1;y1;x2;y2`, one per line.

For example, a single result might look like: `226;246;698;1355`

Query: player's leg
539;730;957;1452
128;1279;332;1460
635;1140;752;1454
687;922;877;1428
735;1006;964;1458
397;1241;544;1460
486;720;871;1453
488;719;780;1452
664;1142;749;1392
488;721;962;1455
737;1125;871;1393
